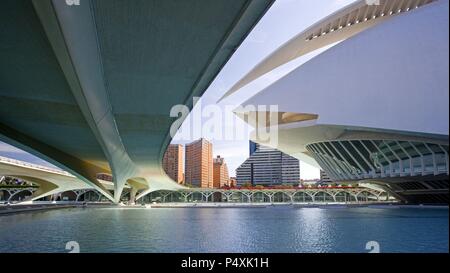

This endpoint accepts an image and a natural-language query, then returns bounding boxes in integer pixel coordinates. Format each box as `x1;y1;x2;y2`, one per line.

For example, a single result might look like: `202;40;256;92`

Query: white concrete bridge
0;156;119;202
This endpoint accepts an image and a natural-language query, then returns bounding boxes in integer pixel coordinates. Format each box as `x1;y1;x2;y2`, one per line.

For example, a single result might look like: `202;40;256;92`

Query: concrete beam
0;127;114;202
32;0;139;203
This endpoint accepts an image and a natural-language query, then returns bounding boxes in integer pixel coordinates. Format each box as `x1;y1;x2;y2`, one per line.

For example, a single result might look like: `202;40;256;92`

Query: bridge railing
0;156;72;176
218;185;357;190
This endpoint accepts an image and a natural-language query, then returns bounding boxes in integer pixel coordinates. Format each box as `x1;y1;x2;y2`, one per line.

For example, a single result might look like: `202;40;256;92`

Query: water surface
0;206;447;253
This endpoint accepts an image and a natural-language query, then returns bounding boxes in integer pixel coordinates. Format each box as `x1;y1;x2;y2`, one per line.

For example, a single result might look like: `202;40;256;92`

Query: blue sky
0;0;356;178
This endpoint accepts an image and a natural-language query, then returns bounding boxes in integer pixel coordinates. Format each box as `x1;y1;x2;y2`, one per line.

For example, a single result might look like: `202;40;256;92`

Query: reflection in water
0;207;447;253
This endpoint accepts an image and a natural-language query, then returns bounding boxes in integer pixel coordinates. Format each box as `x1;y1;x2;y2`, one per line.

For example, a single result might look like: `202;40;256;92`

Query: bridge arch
187;191;205;202
161;191;184;202
60;191;77;201
0;190;11;201
250;191;271;203
120;190;131;202
334;191;357;202
9;189;33;202
313;191;335;202
132;188;388;204
272;191;292;203
139;190;171;203
229;191;250;203
356;191;379;202
376;191;389;201
76;190;101;202
126;177;150;203
207;191;226;202
292;191;314;202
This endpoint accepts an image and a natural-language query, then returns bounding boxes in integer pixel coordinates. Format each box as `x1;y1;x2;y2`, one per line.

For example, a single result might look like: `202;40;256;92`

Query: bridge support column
129;187;138;204
7;190;16;202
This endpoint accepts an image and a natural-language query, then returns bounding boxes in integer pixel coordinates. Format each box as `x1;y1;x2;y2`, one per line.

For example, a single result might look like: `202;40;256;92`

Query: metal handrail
0;156;72;176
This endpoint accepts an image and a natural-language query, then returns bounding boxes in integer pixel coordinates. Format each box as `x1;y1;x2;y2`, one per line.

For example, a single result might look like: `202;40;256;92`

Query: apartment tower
162;144;184;184
185;138;213;188
213;155;230;188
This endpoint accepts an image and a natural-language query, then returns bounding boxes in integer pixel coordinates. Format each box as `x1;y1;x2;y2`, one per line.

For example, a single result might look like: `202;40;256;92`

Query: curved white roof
220;0;437;101
241;0;449;137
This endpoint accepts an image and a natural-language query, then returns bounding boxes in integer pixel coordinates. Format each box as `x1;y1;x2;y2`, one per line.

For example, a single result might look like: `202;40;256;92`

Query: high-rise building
213;155;229;188
320;170;332;183
236;141;300;186
185;138;213;188
228;177;237;187
162;144;184;184
249;140;257;156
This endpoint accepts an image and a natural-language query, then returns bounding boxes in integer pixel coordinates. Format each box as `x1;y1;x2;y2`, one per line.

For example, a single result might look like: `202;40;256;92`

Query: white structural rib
219;0;436;102
236;0;448;171
0;156;128;202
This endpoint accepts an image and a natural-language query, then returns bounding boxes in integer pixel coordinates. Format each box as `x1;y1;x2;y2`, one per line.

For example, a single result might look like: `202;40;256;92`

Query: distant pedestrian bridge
137;187;393;204
1;155;393;204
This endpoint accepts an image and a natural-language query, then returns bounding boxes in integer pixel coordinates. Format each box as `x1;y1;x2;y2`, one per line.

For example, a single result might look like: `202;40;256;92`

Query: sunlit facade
230;0;449;203
213;156;230;188
236;142;300;186
163;144;184;184
185;138;213;188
